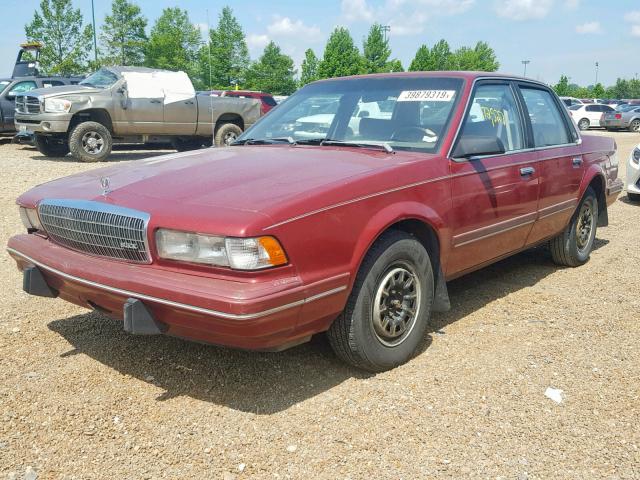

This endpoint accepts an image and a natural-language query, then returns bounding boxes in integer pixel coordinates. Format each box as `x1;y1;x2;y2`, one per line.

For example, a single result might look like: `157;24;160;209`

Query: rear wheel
68;121;112;162
327;230;434;372
578;118;590;130
629;119;640;132
214;123;242;147
33;134;69;157
550;187;598;267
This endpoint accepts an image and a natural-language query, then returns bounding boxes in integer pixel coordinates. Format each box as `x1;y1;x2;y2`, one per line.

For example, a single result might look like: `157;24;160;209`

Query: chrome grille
15;95;41;114
37;199;150;263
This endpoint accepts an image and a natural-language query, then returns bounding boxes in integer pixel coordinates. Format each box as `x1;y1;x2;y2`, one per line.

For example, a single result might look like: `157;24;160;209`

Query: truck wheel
214;123;242;147
69;121;112;162
550;187;598;267
34;134;69;157
327;230;434;372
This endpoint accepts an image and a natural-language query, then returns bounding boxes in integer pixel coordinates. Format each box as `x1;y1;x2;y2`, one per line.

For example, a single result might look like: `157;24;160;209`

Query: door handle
572;156;583;166
184;100;194;105
520;166;535;176
150;99;162;104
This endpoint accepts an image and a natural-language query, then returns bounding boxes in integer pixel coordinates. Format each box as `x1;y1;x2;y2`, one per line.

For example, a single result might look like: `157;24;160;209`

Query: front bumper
7;234;349;350
14;112;72;134
627;153;640;195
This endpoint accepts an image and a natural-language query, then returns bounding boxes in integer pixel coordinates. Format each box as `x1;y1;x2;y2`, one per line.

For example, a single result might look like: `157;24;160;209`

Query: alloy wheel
81;131;105;155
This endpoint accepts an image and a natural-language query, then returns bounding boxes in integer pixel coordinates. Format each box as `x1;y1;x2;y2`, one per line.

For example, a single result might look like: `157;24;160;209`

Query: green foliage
201;6;250;88
553;75;640;99
24;0;94;75
554;75;571;96
318;27;363;79
387;59;404;72
363;23;391;74
409;40;498;72
300;49;319;86
101;0;147;66
245;41;297;95
145;7;201;79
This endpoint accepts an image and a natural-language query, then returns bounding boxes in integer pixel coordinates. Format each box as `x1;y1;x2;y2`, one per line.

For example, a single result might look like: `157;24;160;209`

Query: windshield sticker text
481;107;506;126
397;90;456;102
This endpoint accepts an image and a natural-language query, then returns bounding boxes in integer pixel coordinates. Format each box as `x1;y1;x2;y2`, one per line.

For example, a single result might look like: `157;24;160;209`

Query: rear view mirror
452;136;506;159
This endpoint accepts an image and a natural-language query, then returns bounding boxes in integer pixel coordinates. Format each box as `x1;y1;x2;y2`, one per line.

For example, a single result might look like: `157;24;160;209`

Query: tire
628;192;640;202
327;230;434;372
629;119;640;133
578;118;590;131
33;134;69;157
172;138;208;152
214;123;242;147
550;186;598;267
68;121;112;162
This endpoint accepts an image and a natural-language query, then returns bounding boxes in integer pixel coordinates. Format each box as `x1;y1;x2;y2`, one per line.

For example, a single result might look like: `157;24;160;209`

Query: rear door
517;84;584;245
446;81;540;277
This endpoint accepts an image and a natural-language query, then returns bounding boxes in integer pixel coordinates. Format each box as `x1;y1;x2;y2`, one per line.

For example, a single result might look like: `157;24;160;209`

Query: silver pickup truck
14;66;261;162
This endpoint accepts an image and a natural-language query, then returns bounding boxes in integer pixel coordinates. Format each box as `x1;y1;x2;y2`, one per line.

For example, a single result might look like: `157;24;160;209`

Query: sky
1;0;639;87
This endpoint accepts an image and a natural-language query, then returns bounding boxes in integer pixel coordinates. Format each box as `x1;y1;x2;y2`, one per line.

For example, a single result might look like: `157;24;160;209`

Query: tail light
615;114;622;119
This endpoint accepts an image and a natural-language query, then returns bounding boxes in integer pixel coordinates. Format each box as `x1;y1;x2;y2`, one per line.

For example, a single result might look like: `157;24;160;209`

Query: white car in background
627;144;640;202
560;96;583;107
568;103;615;130
294;101;392;139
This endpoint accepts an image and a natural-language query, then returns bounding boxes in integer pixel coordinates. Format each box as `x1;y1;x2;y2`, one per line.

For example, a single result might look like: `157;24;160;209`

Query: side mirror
452;136;506;159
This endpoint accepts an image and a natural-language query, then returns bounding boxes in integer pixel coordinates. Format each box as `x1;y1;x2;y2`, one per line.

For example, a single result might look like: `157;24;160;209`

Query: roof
105;66;177;74
312;71;547;87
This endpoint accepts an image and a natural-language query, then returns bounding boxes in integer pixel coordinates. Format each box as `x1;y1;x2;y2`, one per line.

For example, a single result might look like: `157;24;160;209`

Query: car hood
25;85;102;98
19;145;417;233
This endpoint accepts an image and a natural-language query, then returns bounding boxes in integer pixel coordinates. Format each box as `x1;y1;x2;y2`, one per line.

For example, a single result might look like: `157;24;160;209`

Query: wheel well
588;174;608;227
68;109;113;133
215;114;243;132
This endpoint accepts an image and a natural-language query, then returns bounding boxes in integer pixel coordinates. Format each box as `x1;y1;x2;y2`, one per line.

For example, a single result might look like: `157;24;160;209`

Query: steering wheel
390;126;437;142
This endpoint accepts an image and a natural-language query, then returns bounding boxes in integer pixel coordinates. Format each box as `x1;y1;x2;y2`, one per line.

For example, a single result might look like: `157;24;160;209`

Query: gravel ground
0;134;639;479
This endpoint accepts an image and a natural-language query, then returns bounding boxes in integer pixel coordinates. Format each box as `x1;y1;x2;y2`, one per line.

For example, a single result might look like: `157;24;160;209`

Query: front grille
37;199;150;263
15;95;41;114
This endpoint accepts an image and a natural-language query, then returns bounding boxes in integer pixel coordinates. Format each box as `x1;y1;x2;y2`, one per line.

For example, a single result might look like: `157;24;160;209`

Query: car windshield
618;104;636;112
79;68;119;88
237;76;464;153
0;80;10;95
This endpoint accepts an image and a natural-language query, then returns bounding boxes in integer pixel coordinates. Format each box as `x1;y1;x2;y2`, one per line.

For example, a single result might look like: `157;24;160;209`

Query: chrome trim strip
453;211;537;247
538;204;575;220
7;247;348;321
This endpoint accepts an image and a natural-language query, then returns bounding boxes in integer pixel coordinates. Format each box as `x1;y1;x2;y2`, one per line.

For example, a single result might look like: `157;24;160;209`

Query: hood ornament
100;176;111;196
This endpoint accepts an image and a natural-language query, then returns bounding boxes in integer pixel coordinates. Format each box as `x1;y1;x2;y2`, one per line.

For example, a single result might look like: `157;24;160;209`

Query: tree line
25;0;501;95
553;75;640;100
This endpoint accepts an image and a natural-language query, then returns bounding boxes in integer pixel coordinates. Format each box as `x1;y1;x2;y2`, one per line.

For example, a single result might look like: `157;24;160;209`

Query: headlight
155;229;288;270
19;206;43;231
632;147;640;165
44;98;72;113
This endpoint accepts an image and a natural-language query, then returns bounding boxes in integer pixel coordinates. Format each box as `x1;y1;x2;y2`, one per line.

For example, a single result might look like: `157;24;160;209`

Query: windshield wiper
320;139;394;153
231;137;296;146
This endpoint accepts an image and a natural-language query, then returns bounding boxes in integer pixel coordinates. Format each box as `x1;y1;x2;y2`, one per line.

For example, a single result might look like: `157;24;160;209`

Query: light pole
595;61;599;85
91;0;98;64
521;60;530;77
381;25;390;42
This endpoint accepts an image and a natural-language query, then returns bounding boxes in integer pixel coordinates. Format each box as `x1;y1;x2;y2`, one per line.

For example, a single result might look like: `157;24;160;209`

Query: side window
520;87;572;147
454;83;525;156
585;105;598;112
7;81;37;97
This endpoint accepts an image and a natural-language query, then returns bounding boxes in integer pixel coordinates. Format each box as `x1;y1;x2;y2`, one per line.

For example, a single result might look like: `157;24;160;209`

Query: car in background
560;96;583;107
222;90;278;115
601;105;640;132
627;144;640;202
1;76;82;134
568;103;615;130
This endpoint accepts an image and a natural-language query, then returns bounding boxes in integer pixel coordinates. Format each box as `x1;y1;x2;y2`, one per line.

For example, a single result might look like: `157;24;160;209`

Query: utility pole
381;25;390;42
595;61;599;85
521;60;530;77
91;0;98;64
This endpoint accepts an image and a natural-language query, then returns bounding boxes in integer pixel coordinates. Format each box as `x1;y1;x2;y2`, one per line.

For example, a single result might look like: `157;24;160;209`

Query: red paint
8;72;622;350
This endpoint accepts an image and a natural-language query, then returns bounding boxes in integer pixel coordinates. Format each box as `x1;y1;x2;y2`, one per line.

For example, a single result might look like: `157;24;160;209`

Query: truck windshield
79;68;119;89
237;76;463;153
0;80;10;95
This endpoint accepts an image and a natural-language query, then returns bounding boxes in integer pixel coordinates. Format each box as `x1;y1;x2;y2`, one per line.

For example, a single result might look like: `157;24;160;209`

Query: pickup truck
14;66;261;162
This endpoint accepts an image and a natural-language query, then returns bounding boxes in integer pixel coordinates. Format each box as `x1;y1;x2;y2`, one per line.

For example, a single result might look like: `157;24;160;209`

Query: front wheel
33;134;69;157
550;187;598;267
327;230;434;372
578;118;590;131
68;121;113;162
214;123;242;147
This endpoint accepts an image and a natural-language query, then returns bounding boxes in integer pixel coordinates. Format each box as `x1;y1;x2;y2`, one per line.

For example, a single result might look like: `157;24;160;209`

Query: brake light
615;114;622;119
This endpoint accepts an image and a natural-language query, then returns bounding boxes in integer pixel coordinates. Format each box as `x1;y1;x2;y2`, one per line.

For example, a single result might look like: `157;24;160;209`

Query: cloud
266;16;322;40
575;21;602;34
341;0;375;22
494;0;553;21
625;10;640;37
246;34;270;50
565;0;579;9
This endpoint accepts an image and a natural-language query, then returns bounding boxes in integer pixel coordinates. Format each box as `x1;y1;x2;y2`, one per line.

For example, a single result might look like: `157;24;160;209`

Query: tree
145;8;201;78
201;6;250;88
362;23;391;74
318;27;363;79
387;59;404;72
592;83;605;98
409;40;452;71
300;48;319;86
25;0;94;75
245;41;297;95
101;0;147;66
554;75;571;96
470;41;499;71
409;45;431;71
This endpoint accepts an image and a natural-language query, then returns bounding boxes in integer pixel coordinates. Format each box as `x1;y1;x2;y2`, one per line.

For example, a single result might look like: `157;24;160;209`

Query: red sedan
8;72;623;372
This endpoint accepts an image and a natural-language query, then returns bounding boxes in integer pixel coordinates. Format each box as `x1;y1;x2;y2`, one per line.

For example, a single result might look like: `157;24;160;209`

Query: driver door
446;81;540;277
113;77;164;135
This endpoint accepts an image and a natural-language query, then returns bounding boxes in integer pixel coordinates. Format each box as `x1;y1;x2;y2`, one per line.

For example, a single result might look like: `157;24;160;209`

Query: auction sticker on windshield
397;90;456;102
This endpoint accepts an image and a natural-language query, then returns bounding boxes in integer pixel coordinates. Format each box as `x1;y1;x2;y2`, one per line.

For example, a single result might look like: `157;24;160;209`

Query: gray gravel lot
1;134;639;479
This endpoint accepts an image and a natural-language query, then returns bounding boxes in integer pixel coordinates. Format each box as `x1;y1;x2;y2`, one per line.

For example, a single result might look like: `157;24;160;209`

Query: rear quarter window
520;87;573;147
